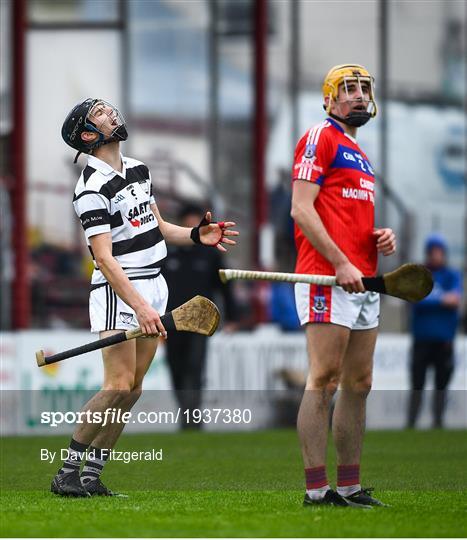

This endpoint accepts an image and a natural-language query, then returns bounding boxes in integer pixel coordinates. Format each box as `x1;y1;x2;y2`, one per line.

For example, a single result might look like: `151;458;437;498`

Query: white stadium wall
27;30;123;248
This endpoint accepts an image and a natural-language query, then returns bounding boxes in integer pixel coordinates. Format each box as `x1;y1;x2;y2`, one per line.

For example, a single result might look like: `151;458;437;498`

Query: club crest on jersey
312;295;328;313
119;312;134;324
304;143;316;160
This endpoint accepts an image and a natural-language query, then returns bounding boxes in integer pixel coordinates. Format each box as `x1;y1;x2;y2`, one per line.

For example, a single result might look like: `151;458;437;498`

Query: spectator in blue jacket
269;282;301;331
407;233;463;428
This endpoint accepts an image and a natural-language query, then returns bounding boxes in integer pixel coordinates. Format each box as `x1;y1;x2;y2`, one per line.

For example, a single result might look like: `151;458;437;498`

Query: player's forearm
150;203;193;246
94;255;148;312
158;220;193;246
291;204;348;270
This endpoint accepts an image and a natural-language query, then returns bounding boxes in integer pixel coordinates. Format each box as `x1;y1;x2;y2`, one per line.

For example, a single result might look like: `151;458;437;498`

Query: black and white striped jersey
73;154;167;288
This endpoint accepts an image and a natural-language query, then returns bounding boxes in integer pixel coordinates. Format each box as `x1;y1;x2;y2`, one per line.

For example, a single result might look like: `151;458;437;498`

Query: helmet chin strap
90;124;128;152
74;128;126;163
102;124;128;145
326;93;373;128
329;111;371;127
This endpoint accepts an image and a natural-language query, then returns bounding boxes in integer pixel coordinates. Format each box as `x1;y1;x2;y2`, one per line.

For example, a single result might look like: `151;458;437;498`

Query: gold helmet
322;64;377;127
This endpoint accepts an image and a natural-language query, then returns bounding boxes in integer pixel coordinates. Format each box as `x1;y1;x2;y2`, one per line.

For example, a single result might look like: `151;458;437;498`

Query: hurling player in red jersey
291;65;396;508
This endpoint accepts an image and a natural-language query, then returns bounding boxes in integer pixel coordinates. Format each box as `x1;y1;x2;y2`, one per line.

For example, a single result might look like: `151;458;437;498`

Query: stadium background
0;0;466;537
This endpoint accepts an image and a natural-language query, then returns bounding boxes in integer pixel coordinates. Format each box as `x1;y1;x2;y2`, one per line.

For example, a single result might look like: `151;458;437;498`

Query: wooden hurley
36;295;220;367
219;263;433;303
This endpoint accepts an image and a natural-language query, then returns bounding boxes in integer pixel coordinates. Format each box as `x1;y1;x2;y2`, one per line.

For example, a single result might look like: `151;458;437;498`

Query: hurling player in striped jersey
51;99;238;497
291;65;396;508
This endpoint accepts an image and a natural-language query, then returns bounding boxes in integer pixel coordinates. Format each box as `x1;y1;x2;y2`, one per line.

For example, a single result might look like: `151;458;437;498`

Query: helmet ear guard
322;64;377;127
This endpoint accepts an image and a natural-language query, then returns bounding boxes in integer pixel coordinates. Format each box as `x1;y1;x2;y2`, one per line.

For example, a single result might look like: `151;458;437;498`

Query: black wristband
190;227;202;244
190;215;212;245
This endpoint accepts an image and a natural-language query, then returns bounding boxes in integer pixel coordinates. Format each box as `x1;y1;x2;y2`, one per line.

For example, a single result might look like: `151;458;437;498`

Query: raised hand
198;211;239;252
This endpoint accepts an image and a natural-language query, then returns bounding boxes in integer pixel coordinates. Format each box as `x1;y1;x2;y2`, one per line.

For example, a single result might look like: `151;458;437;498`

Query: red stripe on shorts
322;285;331;323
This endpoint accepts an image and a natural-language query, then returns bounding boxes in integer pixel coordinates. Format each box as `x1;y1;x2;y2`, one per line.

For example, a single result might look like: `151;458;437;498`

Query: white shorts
294;283;380;330
89;274;169;333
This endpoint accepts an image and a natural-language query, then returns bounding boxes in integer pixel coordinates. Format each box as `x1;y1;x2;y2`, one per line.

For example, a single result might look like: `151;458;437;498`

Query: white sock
80;446;109;484
337;484;361;497
306;485;330;500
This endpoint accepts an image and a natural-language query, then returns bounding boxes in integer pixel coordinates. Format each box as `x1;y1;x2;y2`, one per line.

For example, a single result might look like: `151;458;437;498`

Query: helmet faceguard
322;64;377;127
61;98;128;161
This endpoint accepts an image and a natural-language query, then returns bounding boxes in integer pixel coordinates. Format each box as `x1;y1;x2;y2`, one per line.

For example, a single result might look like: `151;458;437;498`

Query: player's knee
311;370;340;395
131;383;143;396
325;379;340;395
347;373;372;396
102;375;135;395
127;384;143;406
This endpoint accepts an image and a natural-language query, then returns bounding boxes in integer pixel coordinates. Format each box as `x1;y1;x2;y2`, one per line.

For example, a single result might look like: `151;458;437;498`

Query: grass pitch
1;429;466;537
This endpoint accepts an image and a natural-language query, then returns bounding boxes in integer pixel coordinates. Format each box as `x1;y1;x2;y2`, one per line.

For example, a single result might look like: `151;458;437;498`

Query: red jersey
292;118;377;277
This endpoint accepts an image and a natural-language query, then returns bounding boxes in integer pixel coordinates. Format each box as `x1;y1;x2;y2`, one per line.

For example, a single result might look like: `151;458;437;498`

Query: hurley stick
36;295;220;367
219;264;433;303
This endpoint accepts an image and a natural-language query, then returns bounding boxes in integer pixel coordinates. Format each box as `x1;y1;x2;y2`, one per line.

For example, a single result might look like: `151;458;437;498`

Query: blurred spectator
29;234;89;328
407;233;462;428
269;282;300;331
269;168;295;250
268;176;300;331
162;203;240;429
